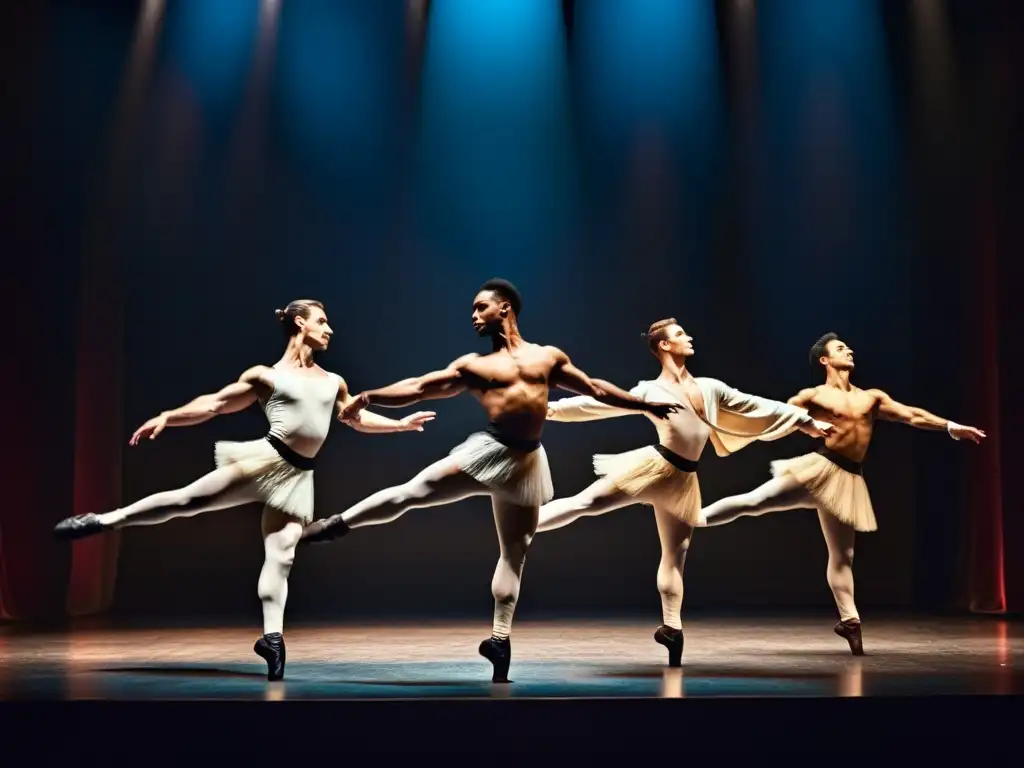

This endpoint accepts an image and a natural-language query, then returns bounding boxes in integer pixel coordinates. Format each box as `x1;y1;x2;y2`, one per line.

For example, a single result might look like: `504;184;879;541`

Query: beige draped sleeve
697;377;812;457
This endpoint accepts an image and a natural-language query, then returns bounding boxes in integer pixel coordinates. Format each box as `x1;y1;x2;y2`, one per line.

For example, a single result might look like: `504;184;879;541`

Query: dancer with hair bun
54;300;435;680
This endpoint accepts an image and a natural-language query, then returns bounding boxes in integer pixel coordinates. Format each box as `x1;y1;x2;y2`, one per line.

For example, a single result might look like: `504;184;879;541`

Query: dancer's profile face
822;339;854;370
659;324;694;358
471;291;506;337
298;306;334;351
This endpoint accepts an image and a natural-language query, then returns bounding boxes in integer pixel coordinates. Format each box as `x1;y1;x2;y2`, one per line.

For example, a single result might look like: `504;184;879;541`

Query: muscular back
798;385;881;462
456;343;562;441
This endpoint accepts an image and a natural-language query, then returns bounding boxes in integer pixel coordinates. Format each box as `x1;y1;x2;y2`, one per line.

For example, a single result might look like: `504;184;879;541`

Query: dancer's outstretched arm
340;353;479;419
335;377;435;434
548;348;678;419
869;389;986;443
129;365;271;445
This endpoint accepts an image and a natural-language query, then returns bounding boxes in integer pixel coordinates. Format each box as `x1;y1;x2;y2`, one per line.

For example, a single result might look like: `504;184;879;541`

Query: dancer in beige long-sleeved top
697;332;986;655
542;318;833;666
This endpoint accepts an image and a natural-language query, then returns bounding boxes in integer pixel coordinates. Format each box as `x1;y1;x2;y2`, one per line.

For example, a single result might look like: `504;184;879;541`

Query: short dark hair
275;300;325;336
479;278;522;316
642;317;677;357
809;332;839;369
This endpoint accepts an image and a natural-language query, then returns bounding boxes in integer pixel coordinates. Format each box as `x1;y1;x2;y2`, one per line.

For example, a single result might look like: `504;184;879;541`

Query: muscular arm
871;390;951;431
359;355;475;408
548;349;657;413
336;378;430;433
161;366;267;427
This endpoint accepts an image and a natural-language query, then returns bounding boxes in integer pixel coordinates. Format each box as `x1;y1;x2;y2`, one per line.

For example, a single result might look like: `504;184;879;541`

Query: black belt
654;444;699;474
265;434;316;470
485;422;541;453
817;447;862;476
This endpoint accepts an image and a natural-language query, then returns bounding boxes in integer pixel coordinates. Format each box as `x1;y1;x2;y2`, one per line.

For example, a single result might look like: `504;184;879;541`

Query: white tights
96;464;303;635
537;480;694;630
338;457;538;640
699;476;859;622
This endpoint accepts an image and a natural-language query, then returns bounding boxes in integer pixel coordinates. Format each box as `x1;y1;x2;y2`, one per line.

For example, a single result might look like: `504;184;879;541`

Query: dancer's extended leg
254;506;304;680
479;496;539;683
55;464;262;539
536;477;635;532
698;474;813;527
652;504;694;667
301;457;488;543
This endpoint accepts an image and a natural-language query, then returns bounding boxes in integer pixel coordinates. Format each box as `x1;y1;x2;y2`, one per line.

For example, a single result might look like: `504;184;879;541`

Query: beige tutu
770;451;877;532
214;438;315;524
449;431;554;507
593;445;702;525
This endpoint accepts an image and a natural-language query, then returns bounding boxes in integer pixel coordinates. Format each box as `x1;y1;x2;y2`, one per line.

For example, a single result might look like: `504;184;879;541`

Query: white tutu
214;437;315;524
448;431;554;507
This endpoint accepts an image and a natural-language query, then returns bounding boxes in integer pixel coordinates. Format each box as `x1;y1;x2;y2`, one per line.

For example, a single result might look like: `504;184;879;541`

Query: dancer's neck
657;355;692;385
278;337;317;369
490;320;526;353
824;368;853;391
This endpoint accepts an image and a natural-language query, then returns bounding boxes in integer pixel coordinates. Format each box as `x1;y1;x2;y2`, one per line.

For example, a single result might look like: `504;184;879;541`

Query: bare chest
465;350;553;389
812;389;876;422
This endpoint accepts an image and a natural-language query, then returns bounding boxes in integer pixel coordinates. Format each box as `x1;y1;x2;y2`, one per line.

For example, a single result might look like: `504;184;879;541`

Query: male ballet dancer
541;318;833;666
300;279;679;682
54;300;435;680
697;332;986;654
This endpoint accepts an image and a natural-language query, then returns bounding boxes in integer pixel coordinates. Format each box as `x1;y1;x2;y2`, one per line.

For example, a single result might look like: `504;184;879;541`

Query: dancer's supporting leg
652;504;694;667
536;478;635;532
697;474;814;527
818;508;863;655
481;498;539;683
255;507;304;680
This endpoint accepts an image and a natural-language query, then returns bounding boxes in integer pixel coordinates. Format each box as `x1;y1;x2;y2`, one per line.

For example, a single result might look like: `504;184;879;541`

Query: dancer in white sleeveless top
54;300;435;680
542;318;832;665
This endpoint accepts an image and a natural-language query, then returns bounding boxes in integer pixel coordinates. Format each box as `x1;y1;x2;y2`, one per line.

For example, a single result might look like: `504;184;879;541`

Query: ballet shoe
834;619;864;656
254;632;286;681
53;513;111;540
478;637;512;683
654;624;684;667
298;515;350;546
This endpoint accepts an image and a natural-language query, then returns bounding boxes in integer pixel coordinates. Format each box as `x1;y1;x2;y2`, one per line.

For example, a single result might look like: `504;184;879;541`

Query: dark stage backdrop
4;1;1020;622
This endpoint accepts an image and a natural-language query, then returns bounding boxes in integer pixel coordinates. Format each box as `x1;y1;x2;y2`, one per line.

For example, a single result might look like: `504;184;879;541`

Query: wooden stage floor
1;614;1021;757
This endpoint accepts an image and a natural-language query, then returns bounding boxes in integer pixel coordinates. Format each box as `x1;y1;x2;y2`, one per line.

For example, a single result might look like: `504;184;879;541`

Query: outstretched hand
800;419;835;439
647;402;681;420
951;424;986;444
129;414;168;446
399;411;436;432
340;392;370;421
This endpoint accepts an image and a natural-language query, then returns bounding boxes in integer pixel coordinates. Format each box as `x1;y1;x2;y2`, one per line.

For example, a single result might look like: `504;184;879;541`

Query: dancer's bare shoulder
788;385;823;407
240;364;275;392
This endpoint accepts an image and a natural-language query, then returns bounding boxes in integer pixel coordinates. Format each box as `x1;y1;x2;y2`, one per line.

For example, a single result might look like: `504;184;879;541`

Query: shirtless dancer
697;332;986;654
300;279;678;682
542;318;832;665
53;300;435;680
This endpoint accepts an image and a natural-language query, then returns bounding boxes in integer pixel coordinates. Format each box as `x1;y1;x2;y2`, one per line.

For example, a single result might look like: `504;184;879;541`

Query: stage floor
1;615;1021;756
1;614;1021;699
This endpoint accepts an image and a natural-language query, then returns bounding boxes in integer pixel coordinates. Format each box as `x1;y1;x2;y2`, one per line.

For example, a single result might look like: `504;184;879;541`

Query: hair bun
640;332;648;339
274;308;286;321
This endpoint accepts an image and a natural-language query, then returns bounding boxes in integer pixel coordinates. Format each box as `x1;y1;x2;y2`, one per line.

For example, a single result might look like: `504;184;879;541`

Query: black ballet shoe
834;619;864;656
254;632;286;681
298;515;350;546
53;513;111;540
654;625;684;667
478;637;512;683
